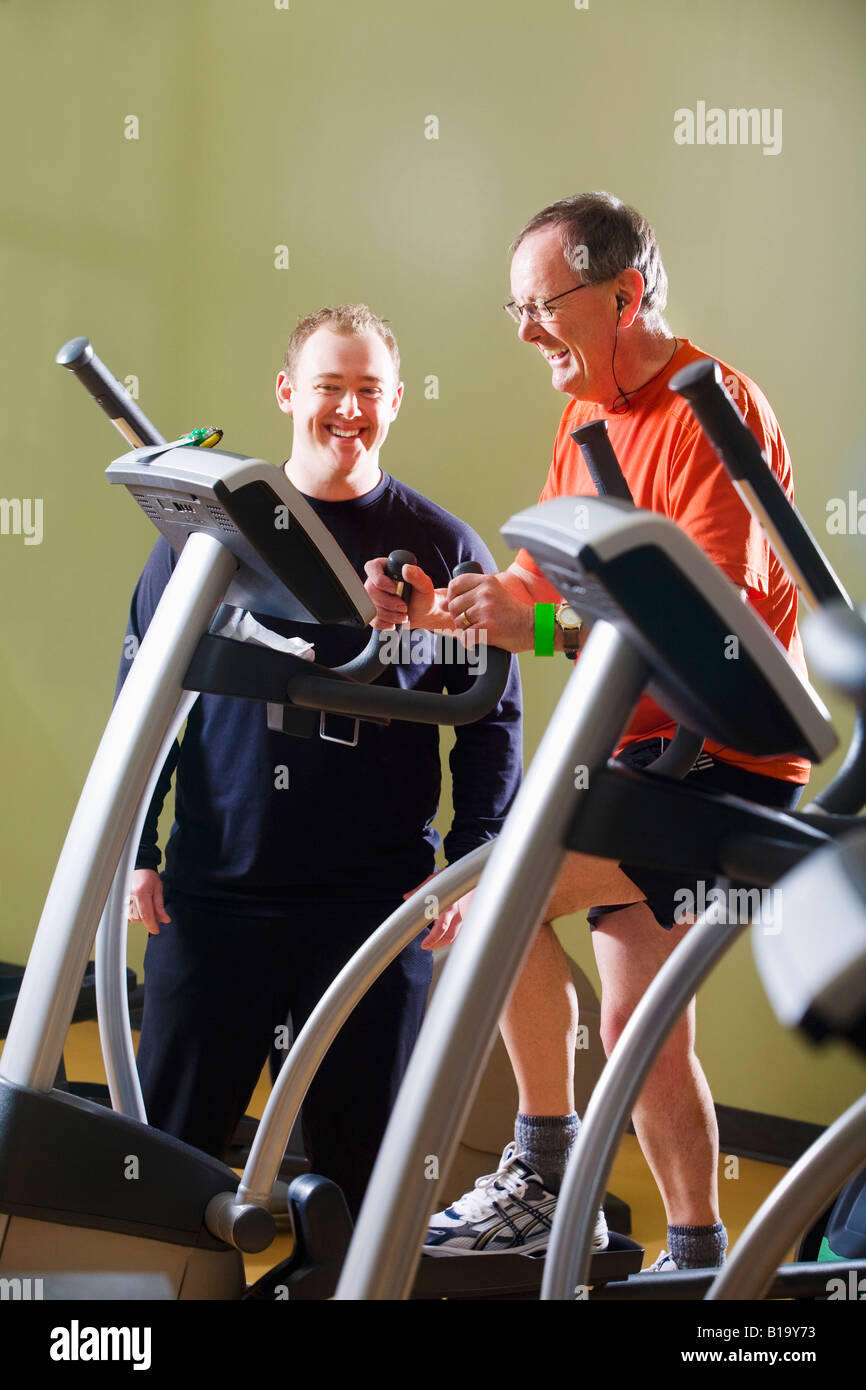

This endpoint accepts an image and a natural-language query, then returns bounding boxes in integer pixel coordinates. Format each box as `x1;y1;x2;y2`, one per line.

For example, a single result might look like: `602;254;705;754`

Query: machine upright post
95;688;198;1120
540;898;741;1300
335;622;649;1300
0;534;237;1093
706;1093;866;1301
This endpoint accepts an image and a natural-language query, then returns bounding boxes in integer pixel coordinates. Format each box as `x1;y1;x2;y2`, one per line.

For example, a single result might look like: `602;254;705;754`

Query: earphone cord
610;319;680;415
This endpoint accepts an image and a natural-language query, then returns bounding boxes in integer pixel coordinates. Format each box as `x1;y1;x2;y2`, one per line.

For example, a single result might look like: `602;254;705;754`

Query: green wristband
534;603;555;657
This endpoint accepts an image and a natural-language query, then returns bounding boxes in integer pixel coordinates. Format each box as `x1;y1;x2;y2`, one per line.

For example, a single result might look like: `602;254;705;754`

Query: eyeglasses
503;283;588;325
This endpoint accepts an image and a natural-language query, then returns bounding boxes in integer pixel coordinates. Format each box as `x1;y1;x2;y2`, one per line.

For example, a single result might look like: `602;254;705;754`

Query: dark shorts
586;738;804;931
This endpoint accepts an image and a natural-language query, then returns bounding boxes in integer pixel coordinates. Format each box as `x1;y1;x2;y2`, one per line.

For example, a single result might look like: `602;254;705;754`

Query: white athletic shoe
423;1142;609;1256
646;1249;679;1272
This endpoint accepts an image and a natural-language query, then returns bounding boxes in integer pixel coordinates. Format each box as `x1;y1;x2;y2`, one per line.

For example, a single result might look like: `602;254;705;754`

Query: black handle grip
386;549;416;608
570;420;634;504
285;645;510;727
568;424;704;774
332;629;389;684
56;337;166;449
453;560;483;578
670;359;851;612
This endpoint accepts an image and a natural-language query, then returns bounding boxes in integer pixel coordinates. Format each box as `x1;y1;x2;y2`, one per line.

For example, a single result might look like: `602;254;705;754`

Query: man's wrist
534;602;556;656
533;602;582;657
556;600;583;658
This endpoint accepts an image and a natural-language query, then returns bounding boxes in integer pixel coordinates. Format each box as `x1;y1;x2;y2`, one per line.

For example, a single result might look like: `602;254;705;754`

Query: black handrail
56;337;166;450
670;357;864;815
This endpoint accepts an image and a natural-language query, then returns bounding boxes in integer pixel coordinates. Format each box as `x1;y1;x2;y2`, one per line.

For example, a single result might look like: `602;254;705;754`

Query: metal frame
707;1094;866;1299
335;622;650;1299
540;898;741;1299
0;534;237;1092
94;690;198;1120
205;845;493;1243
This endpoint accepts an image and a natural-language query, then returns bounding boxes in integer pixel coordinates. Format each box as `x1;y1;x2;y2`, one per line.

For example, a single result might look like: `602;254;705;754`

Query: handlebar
671;356;865;814
58;335;513;732
284;643;510;727
56;337;166;450
386;549;416;608
670;359;852;612
570;419;703;777
571;420;635;504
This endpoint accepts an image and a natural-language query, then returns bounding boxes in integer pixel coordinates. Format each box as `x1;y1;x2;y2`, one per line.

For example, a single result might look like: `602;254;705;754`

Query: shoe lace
649;1249;676;1272
450;1144;532;1223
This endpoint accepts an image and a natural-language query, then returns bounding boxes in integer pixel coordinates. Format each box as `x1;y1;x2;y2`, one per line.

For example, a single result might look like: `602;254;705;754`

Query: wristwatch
556;601;583;659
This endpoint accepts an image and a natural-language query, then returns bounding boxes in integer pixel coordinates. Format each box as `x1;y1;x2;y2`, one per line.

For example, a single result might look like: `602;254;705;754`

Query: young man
365;195;807;1268
121;304;522;1219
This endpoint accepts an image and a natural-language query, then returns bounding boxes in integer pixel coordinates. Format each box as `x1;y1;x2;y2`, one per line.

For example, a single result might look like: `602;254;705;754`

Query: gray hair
511;192;669;327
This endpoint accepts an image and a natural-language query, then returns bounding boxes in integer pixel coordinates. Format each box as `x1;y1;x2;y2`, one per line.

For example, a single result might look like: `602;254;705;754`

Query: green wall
1;0;864;1123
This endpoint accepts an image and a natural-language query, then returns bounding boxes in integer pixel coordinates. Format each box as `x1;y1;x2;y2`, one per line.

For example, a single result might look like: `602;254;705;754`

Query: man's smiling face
276;327;402;481
509;224;614;403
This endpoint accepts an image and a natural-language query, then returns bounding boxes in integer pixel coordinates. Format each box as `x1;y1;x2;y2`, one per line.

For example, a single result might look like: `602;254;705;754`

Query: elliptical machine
0;337;514;1299
333;363;866;1301
0;337;645;1301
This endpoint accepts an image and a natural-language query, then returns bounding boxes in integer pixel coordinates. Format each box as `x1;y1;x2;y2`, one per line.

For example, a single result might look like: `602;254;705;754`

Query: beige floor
43;1018;796;1287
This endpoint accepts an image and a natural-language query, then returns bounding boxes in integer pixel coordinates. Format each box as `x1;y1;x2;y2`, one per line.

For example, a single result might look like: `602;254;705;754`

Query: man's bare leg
498;850;645;1116
591;903;719;1227
426;852;723;1262
498;854;720;1254
494;851;646;1206
498;922;578;1116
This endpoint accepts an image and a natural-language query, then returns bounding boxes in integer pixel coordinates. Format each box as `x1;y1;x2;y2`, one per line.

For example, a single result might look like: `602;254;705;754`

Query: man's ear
613;269;645;329
275;370;294;415
390;380;405;420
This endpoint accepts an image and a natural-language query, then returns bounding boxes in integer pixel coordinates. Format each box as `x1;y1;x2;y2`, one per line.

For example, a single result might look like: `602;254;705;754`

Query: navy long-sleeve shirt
116;470;523;913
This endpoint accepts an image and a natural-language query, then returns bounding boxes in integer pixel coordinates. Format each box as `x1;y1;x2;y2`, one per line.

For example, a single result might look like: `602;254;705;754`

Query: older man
365;193;807;1269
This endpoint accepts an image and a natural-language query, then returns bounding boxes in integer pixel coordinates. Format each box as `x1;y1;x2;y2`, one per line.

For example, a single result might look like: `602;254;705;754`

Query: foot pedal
586;1232;645;1287
244;1173;353;1301
411;1231;644;1300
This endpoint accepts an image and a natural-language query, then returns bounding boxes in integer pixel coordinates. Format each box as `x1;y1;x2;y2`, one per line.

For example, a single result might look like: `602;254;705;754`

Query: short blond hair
283;304;400;382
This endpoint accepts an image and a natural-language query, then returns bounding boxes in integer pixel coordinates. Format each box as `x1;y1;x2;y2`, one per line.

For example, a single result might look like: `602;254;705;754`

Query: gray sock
667;1221;728;1269
514;1112;580;1195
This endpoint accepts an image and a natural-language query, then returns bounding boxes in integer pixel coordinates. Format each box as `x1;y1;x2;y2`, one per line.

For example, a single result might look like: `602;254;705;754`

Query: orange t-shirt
514;339;810;783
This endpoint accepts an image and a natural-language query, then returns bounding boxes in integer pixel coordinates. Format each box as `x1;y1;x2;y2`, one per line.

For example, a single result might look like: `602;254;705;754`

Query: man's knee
598;999;632;1056
599;993;695;1063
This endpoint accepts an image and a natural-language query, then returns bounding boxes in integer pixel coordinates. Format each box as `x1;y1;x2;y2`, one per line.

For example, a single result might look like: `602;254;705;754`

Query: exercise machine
334;364;866;1300
52;341;645;1299
0;337;514;1298
5;342;859;1301
705;596;866;1300
535;363;866;1301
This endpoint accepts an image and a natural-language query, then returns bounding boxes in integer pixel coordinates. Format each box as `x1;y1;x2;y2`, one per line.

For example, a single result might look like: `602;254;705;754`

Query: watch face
557;603;581;629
